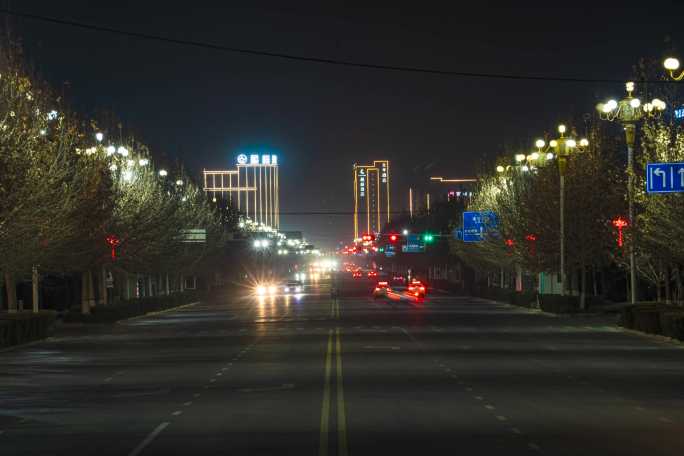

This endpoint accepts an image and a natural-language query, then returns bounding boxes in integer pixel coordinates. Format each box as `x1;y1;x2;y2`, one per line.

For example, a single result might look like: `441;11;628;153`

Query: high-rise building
203;153;279;229
353;160;390;239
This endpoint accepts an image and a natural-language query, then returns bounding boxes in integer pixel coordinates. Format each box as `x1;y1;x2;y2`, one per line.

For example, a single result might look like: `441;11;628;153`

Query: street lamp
597;81;666;303
158;169;168;177
95;132;104;142
663;57;684;81
535;125;588;296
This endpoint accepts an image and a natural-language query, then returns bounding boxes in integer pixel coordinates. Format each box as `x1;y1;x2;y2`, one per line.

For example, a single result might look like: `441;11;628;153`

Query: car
367;270;378;278
255;282;279;296
391;275;406;285
283;280;303;294
352;270;363;279
408;280;426;298
373;281;390;298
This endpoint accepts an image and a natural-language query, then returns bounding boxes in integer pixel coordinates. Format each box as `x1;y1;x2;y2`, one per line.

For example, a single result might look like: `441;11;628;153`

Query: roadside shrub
63;291;203;324
660;312;684;340
539;294;580;313
0;311;57;348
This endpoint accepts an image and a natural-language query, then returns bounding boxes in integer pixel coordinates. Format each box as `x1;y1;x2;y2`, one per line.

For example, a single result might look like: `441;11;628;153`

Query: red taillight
420;286;425;291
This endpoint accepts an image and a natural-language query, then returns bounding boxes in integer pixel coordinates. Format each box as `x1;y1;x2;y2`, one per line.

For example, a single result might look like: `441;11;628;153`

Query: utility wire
0;8;671;84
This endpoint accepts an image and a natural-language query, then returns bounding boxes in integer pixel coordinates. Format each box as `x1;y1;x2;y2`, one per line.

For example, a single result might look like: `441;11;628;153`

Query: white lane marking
496;415;507;421
210;379;217;383
227;363;233;366
659;417;673;424
183;402;192;407
485;405;496;410
172;410;182;416
216;373;223;376
363;346;400;350
528;443;541;451
221;368;228;372
475;396;484;401
193;393;201;398
444;368;452;372
128;422;170;456
104;377;113;382
511;427;522;434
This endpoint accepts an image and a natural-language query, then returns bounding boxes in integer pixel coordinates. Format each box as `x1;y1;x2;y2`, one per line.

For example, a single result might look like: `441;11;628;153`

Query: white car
283;280;303;294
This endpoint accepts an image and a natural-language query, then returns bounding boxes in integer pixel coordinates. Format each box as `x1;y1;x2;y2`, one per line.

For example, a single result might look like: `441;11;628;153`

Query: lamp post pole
597;82;665;304
533;129;587;296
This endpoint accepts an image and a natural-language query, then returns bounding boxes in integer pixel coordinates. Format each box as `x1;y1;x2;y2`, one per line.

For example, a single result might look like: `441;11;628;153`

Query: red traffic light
389;234;399;242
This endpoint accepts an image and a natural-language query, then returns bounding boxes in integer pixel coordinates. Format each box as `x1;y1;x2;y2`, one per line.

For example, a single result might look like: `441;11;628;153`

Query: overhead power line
0;8;672;84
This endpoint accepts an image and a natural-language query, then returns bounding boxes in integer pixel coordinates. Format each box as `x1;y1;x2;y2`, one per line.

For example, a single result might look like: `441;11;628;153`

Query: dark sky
11;2;684;248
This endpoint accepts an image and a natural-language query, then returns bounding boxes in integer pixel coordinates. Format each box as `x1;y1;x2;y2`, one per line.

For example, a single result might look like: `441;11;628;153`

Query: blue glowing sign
463;211;498;242
237;154;248;164
675;107;684;121
646;162;684;193
401;234;425;253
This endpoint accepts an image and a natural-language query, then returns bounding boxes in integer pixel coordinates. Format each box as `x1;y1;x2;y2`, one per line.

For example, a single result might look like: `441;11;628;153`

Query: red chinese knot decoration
612;217;628;248
105;234;121;260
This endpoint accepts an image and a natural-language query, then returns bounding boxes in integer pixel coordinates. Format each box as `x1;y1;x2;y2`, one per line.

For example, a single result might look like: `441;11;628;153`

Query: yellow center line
319;330;333;456
336;328;348;456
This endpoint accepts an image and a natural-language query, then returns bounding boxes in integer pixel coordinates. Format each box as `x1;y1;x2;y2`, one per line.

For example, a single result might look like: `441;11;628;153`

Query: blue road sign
402;234;425;253
646;162;684;193
463;211;498;243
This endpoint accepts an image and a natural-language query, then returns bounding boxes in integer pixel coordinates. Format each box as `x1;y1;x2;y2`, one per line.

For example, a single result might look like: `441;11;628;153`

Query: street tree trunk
580;263;587;310
81;271;91;315
665;264;672;305
100;266;108;306
32;265;39;313
5;272;17;313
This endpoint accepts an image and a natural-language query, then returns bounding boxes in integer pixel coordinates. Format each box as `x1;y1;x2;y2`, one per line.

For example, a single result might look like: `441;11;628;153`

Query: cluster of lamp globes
496;125;589;173
596;82;666;117
91;131;180;185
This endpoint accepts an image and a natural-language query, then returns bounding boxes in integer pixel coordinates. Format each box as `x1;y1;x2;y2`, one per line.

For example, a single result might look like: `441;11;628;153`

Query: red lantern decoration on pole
105;234;121;260
525;234;537;257
612;217;628;248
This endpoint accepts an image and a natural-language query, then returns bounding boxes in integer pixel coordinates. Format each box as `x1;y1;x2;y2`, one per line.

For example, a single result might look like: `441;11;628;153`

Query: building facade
353;160;390;239
203;153;279;229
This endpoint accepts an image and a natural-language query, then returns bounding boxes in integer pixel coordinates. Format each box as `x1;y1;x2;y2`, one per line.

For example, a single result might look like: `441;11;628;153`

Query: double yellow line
320;328;347;456
330;299;340;319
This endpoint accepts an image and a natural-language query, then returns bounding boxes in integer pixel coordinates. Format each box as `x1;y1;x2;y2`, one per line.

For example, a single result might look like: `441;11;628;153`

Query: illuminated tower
353;160;390;239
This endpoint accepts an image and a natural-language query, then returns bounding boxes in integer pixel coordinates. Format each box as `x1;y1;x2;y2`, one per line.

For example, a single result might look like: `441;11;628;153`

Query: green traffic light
423;233;434;243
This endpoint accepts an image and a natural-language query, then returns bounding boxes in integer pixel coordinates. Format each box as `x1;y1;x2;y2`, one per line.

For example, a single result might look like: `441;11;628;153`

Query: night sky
11;2;684;248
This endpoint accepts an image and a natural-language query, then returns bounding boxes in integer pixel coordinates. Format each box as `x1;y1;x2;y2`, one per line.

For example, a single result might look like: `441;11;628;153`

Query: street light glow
535;139;545;149
176;179;183;186
515;154;526;162
117;146;129;157
558;124;566;134
546;152;554;160
664;57;680;71
550;140;558;148
496;165;505;173
530;152;540;160
106;145;116;155
159;169;168;177
566;139;577;148
579;138;589;147
95;132;104;142
630;98;641;108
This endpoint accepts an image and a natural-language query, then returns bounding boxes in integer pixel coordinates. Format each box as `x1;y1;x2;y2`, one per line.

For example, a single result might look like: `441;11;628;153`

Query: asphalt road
2;280;684;455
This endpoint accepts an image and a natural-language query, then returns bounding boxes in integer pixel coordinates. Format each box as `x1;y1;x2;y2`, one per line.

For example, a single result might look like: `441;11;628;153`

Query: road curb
619;327;684;348
117;301;201;324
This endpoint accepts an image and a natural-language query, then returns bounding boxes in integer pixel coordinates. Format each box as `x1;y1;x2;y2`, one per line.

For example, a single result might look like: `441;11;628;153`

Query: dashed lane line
171;410;182;416
528;442;541;451
128;422;170;456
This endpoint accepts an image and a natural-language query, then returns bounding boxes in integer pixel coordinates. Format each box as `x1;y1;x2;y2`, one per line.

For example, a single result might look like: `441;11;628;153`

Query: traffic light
389;234;399;243
422;232;435;243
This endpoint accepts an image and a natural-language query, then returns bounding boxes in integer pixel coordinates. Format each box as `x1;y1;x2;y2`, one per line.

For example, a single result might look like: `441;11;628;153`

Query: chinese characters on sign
381;162;388;184
358;169;366;198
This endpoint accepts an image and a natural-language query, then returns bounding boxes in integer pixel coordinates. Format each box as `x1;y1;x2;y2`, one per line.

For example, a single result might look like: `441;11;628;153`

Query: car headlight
295;286;302;292
283;286;290;292
268;285;277;294
256;285;266;295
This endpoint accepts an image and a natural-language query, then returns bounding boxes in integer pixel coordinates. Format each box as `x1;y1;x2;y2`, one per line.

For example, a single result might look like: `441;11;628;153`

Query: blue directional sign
646;162;684;193
463;211;498;243
402;234;425;253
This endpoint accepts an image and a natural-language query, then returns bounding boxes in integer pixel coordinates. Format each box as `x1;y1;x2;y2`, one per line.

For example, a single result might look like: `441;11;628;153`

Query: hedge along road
1;281;684;455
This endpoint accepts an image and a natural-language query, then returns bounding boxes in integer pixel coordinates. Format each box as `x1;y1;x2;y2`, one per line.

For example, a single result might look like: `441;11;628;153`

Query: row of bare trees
0;40;229;313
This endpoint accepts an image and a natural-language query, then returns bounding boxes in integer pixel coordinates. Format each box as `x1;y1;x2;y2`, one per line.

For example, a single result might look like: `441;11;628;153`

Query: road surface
2;281;684;455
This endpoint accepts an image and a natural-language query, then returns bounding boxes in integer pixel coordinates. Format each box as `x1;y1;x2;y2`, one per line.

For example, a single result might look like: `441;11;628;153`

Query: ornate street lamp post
535;126;588;296
597;82;666;303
